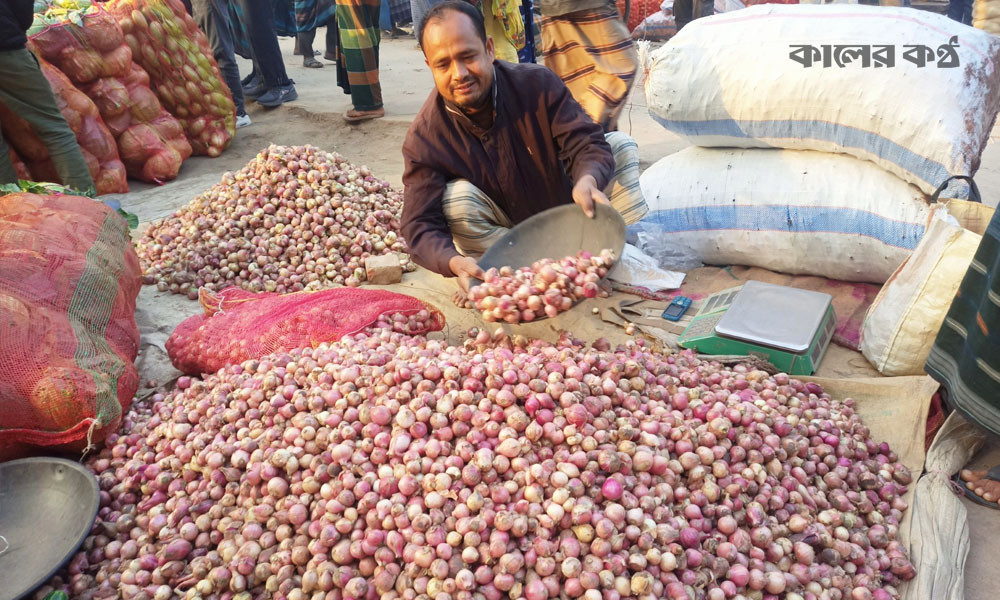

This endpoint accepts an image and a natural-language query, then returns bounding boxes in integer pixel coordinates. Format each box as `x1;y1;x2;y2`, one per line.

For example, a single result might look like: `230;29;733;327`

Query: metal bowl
0;457;99;600
469;203;626;320
475;202;626;275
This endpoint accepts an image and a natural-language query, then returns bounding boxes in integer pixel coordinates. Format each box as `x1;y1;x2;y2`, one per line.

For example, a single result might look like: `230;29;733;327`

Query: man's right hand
449;255;484;293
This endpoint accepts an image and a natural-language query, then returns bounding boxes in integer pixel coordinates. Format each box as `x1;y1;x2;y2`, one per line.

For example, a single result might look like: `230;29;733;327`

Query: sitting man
400;0;645;298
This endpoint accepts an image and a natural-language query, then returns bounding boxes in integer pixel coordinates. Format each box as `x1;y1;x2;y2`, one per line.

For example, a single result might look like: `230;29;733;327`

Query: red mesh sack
618;0;665;32
0;192;141;453
167;287;445;375
0;57;128;195
28;6;192;183
105;0;236;157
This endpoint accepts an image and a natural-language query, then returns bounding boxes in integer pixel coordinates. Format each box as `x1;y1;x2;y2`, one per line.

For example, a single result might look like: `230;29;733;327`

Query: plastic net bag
0;57;128;195
618;0;666;32
0;192;141;453
28;2;192;182
105;0;236;157
166;287;446;375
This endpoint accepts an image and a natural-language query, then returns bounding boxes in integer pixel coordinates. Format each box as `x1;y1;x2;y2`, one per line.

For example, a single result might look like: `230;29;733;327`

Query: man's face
422;11;495;112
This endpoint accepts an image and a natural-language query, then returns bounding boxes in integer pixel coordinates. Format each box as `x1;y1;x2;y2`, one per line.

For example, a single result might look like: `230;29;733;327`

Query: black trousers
192;0;247;115
236;0;291;88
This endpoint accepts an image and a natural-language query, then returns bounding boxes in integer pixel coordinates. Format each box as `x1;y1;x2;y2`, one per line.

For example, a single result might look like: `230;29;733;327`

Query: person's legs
243;60;266;98
239;0;297;106
336;0;383;116
517;0;535;63
298;29;324;66
0;134;19;185
440;178;514;307
603;132;647;226
325;21;338;60
193;0;249;119
0;49;94;194
380;0;393;31
411;0;445;47
440;179;514;259
947;0;967;22
411;0;426;34
541;6;638;131
925;204;1000;507
673;0;693;30
483;3;519;63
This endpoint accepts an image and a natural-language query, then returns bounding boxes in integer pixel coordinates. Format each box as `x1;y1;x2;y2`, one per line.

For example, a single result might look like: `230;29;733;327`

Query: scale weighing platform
677;281;837;375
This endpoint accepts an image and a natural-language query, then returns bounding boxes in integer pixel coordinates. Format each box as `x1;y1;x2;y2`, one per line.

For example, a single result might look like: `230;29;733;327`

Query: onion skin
43;329;914;600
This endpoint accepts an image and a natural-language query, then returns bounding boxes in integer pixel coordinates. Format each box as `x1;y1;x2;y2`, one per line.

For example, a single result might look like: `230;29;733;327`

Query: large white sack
643;4;1000;199
634;147;941;283
860;216;984;376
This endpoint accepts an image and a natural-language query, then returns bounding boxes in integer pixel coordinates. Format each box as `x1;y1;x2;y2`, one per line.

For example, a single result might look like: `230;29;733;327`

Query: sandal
303;56;324;68
343;107;385;123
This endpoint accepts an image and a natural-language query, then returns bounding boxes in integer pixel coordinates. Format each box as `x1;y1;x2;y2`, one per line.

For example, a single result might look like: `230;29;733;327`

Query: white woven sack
644;4;1000;199
635;147;939;283
860;217;984;376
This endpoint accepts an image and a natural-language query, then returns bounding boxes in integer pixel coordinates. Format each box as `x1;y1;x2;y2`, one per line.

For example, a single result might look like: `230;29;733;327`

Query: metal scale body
678;281;837;375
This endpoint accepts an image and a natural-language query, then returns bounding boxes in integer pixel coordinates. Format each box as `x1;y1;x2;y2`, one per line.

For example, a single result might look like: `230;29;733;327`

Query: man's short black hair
417;1;488;51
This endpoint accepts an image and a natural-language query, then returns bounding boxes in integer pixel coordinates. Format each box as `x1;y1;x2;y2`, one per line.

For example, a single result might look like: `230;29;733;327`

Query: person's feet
303;56;323;68
257;83;298;107
453;289;472;309
960;469;1000;504
243;75;266;100
235;113;252;128
343;107;384;123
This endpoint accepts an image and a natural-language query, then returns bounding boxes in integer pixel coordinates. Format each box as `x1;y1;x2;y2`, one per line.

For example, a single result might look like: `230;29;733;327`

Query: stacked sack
0;57;128;195
27;0;192;183
636;4;1000;373
0;191;141;458
105;0;236;157
618;0;669;32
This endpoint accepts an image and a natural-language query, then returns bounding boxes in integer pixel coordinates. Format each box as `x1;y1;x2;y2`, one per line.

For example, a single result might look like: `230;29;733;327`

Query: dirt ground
110;34;1000;600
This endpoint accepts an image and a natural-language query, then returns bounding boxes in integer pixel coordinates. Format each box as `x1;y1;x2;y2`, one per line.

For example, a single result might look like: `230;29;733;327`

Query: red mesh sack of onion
166;287;444;374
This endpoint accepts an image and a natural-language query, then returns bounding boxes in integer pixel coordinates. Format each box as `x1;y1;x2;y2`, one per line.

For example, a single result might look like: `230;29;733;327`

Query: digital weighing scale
678;281;837;375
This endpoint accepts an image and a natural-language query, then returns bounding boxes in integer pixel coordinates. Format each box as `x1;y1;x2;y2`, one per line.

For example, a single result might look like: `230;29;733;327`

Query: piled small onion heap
42;328;916;600
136;145;413;298
467;250;615;323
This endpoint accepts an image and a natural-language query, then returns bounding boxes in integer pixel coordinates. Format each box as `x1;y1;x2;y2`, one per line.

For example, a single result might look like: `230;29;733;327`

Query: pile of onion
465;250;615;323
136;145;413;298
41;329;916;600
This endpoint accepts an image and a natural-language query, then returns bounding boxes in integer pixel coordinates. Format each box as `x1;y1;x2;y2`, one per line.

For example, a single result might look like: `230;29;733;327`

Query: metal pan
0;457;100;600
471;202;626;297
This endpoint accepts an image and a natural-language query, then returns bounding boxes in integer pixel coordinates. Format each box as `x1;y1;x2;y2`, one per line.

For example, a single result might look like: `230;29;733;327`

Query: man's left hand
572;175;610;219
